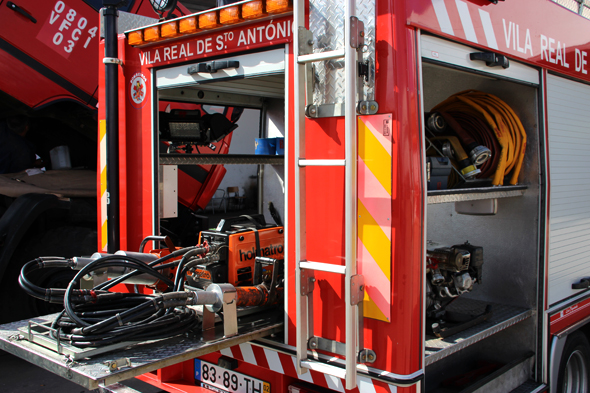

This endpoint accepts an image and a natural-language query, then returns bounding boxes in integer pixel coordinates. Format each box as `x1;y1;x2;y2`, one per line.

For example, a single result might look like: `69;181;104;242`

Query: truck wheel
558;331;590;393
0;226;96;323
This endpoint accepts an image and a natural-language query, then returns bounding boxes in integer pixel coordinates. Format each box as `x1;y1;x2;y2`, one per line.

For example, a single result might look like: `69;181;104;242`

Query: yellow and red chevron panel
99;119;108;252
358;114;393;322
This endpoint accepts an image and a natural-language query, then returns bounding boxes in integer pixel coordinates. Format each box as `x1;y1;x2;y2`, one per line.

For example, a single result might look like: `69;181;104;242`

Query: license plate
195;360;271;393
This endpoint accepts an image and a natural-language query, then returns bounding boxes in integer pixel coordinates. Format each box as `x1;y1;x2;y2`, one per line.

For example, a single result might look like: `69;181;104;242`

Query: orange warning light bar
199;11;219;29
179;16;199;34
128;30;144;46
143;25;161;42
242;0;266;19
266;0;292;14
126;0;293;47
161;21;179;38
220;5;242;25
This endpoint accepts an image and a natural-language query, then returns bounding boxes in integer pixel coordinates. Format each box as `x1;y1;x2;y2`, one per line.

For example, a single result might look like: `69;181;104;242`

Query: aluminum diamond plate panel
427;185;527;204
160;154;284;166
424;298;533;365
309;0;375;106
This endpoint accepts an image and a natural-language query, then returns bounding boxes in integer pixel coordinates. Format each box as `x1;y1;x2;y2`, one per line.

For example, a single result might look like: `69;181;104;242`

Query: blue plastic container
255;138;276;155
275;137;285;155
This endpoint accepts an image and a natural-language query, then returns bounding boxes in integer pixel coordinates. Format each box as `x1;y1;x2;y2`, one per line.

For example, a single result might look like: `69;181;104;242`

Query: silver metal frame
417;27;428;381
0;313;282;390
294;0;362;387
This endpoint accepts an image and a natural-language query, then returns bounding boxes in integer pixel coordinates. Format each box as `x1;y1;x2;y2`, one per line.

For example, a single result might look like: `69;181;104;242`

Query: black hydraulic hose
95;246;201;290
21;247;212;348
51;295;198;347
175;257;209;292
172;249;206;292
62;312;198;347
64;255;176;327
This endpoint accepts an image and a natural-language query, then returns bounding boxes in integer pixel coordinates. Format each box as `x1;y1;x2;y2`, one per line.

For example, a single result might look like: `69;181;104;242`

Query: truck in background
0;0;182;322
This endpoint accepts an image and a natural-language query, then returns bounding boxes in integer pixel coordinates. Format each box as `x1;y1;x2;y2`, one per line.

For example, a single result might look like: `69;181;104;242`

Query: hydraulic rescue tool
18;215;284;353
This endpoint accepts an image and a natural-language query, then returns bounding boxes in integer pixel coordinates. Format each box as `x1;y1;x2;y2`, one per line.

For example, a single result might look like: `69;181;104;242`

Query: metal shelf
0;312;282;390
160;154;284;166
427;185;527;204
424;298;533;366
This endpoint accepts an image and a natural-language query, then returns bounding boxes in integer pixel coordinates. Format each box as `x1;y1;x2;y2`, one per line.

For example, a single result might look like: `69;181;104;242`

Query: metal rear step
0;312;282;391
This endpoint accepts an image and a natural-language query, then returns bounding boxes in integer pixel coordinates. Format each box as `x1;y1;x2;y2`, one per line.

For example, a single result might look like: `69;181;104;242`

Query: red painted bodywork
0;0;160;109
550;297;590;335
406;0;590;84
97;0;590;391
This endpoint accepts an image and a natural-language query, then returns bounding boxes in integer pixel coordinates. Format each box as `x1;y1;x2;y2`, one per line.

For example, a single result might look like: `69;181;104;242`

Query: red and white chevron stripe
217;344;398;392
431;0;499;49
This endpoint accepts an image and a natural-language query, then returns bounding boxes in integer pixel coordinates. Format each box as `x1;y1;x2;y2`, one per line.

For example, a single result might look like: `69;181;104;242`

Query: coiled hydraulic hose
18;245;212;348
432;90;527;186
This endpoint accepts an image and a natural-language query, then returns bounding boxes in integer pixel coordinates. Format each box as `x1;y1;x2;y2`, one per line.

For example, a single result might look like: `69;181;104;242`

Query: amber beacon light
126;0;293;47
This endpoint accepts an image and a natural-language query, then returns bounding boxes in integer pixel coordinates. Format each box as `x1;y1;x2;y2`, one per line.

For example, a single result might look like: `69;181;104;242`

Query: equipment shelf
427;185;527;204
0;312;282;390
424;298;533;366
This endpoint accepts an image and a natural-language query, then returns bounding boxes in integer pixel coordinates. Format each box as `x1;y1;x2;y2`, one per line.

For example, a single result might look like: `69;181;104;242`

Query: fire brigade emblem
129;72;148;108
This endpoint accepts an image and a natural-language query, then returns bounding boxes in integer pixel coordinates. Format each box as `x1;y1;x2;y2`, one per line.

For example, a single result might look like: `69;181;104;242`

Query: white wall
262;98;285;225
204;101;285;225
215;108;260;205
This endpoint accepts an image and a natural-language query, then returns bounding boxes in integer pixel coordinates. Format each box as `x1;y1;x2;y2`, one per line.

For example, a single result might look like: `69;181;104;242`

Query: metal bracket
81;269;108;289
308;336;346;355
203;284;238;338
104;357;131;372
298;27;314;57
306;103;345;118
358;349;377;364
300;268;315;296
350;17;365;49
357;101;379;115
350;275;365;305
358;60;375;87
103;57;123;65
222;292;238;338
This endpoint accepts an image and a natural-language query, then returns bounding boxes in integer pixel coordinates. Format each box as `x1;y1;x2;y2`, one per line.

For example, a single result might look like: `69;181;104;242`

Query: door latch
188;61;240;74
572;277;590;290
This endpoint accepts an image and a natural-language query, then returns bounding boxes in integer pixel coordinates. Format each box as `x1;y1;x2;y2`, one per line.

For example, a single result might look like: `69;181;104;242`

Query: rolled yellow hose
432;90;526;185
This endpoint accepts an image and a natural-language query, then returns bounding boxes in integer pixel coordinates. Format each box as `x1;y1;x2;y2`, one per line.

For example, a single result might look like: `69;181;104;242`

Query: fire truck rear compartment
421;50;541;391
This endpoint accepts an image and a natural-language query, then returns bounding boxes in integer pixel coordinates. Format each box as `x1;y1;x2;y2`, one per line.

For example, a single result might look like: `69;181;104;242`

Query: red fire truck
0;0;164;322
3;0;590;392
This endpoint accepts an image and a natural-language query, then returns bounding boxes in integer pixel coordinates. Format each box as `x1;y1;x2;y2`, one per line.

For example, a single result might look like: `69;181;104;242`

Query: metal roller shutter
547;74;590;305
